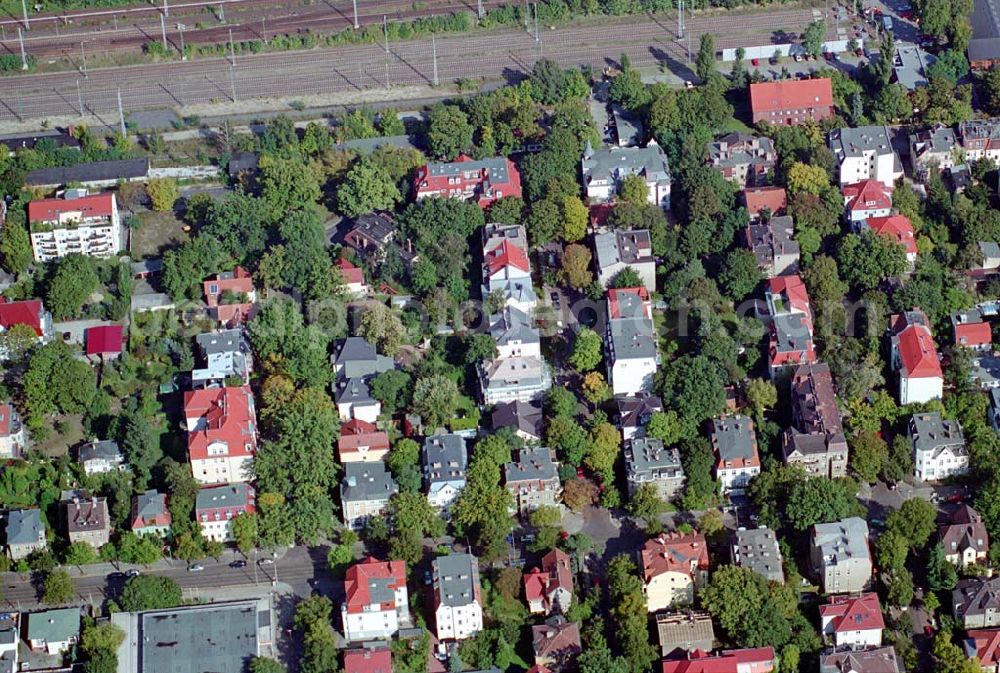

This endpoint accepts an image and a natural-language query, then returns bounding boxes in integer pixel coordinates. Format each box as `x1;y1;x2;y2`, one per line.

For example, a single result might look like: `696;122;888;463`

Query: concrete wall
721;38;859;62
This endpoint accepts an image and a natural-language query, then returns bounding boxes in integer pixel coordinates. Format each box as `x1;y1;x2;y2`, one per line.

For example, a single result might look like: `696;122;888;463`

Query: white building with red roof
336;258;369;297
482;223;536;314
27;191;122;262
889;311;943;405
842;180;893;225
523;548;574;615
183;386;257;485
0;299;52;357
819;593;884;648
863;214;918;268
414;155;522;208
641;531;710;612
963;628;1000;670
338;419;390;463
0;402;28;459
341;557;410;642
661;647;775;673
952;309;993;351
344;647;393;673
203;267;256;327
195;482;255;542
759;275;816;380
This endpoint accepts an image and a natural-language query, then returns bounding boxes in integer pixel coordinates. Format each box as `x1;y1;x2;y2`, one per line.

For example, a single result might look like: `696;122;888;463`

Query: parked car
258;558;275;566
794;53;803;62
187;564;204;572
946;492;964;504
751;58;760;66
126;569;140;578
229;560;247;569
882;15;894;32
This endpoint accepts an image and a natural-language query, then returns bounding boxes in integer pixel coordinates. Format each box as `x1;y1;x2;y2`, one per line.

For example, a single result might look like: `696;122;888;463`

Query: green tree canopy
118;575;183;611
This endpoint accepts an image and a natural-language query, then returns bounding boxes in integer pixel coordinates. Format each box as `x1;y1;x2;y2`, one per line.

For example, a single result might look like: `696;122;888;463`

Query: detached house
606;287;658;396
490;307;541;359
0;299;53;355
641;531;710;612
909;126;958;180
524;548;574;615
953;577;1000;628
504;447;560;515
414;155;522;208
130;490;171;537
338;419;390;463
492;400;544;443
331;336;395;422
432;553;484;641
952;308;993;351
745;215;799;278
203;267;256;327
340;462;398;530
479;355;552;405
830;126;903;189
65;496;110;548
889;311;944;405
26;608;80;655
707;133;777;187
192;329;253;389
910;413;968;482
842;180;892;226
964;629;1000;671
819;647;904;673
27;190;122;262
712;415;761;495
581;142;672;209
616;394;664;442
183;385;257;485
655;612;715;657
0;402;28;458
594;230;656;292
810;517;872;594
195;482;255;543
731;527;784;584
423;433;467;510
5;508;46;560
624;437;684;500
482;223;536;314
862;215;918;268
749;78;833;125
758;275;816;380
531;616;581;672
783;363;849;479
78;439;125;476
661;648;775;673
342;557;410;642
742;186;788;220
819;593;885;648
940;504;989;567
959;119;1000;164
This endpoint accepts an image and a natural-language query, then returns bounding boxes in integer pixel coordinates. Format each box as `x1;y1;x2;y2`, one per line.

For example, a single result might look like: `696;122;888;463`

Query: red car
946;492;964;504
751;58;760;66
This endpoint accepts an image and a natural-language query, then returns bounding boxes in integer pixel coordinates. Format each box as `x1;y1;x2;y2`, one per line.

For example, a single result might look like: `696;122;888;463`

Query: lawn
131;210;191;259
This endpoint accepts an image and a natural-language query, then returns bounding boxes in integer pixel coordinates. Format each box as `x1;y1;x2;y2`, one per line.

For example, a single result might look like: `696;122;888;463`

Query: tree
116;532;162;565
358;301;405;356
276;208;334;299
745;379;777;419
886;498;937;549
803;20;826;58
370;369;412;416
582;371;612;404
119;575;183;611
259;155;322;217
718;248;763;301
619;174;649;205
411;375;459;429
337;159;401;217
250;657;287;673
679;437;718;510
63;541;99;566
887;568;915;607
585;422;622;477
628;483;667;527
606;555;657;673
568;327;603;372
563;478;600;511
560;244;593;289
529;58;569;104
119;408;159;481
553;193;588;242
786;162;830;196
609;266;643;289
660;355;726;439
700;565;792;649
849;430;888;483
487;196;525;225
84;649;118;673
785;478;861;530
146;177;179;212
46;254;98;320
82;622;125;656
231;512;259;555
23;341;98;429
696;33;716;82
465;333;498;364
295;595;339;673
0;323;37;361
933;632;982;673
526;198;562;246
927;542;959;591
876;529;909;574
427;105;474;160
0;219;31;275
386;438;422;493
42;569;75;604
645;411;683;446
529;505;563;551
608;68;651;111
249;299;332;388
837;232;908;291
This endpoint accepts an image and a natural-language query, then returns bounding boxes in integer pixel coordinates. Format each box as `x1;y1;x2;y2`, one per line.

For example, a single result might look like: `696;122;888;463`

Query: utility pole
178;23;186;59
229;28;235;65
218;2;225;22
20;0;29;29
160;13;168;51
383;15;390;90
76;79;83;116
117;88;126;137
80;40;87;77
17;27;27;70
432;34;439;86
352;0;359;29
523;0;529;31
229;62;237;101
163;0;169;17
477;0;483;20
261;16;266;43
533;2;539;42
678;0;683;39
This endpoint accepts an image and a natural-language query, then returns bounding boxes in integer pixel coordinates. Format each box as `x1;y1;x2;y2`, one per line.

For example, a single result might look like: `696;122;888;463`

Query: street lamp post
178;23;186;59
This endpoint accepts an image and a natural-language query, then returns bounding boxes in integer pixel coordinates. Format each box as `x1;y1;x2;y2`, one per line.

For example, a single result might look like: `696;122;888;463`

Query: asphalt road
0;4;828;122
0;544;328;611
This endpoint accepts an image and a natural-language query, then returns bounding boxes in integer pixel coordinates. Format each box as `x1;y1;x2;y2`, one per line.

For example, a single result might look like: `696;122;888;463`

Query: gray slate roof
732;527;784;583
427;156;510;182
617;395;663;428
609;315;657;360
333;337;394;379
432;553;480;607
491;400;544;438
712;415;757;463
25;158;149;186
581;143;671;184
196;329;244;356
134;490;168;523
625;438;683;475
78;439;122;464
335;376;375;405
195;483;253;510
594;229;654;269
819;647;904;673
423;434;468;485
489;307;539;348
911;413;967;458
504;447;558;484
6;508;43;546
812;517;870;564
893;45;936;89
341;462;398;503
829;126;895;158
970;0;1000;63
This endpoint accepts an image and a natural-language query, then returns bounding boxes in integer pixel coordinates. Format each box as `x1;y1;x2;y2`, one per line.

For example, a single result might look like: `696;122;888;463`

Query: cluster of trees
451;431;518;560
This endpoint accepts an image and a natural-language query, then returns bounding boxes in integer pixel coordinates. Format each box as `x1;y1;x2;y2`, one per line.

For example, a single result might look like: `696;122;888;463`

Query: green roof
27;608;80;643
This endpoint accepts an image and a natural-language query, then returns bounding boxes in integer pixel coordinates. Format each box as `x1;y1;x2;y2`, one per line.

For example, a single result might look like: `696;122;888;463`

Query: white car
794;54;803;62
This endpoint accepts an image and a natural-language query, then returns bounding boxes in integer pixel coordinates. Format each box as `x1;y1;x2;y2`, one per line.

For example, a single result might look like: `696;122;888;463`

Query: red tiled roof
27;193;114;222
641;531;709;581
843;180;893;214
336;258;365;285
767;275;811;316
820;593;885;633
897;324;942;378
0;299;44;336
967;629;1000;666
750;78;833;114
485;239;530;276
742;187;787;217
0;403;12;437
956;321;992;348
184;386;257;462
661;647;775;673
344;557;407;613
85;325;124;356
608;286;651;320
865;214;916;255
344;648;392;673
338;419;390;456
203;267;254;306
524;548;573;605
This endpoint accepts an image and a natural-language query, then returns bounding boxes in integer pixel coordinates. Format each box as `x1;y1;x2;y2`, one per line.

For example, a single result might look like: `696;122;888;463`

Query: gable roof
85;325;124;356
741;187;787;216
524;549;573;605
750;78;833;114
184;386;257;462
0;299;45;336
820;593;885;633
819;646;903;673
531;616;582;659
336;258;365;285
486;239;531;276
865;215;916;255
966;629;1000;666
344;557;407;613
491;400;544;438
131;490;171;530
895;322;943;379
661;647;775;673
842;180;893;214
955;320;993;348
344;647;393;673
940;504;989;556
641;531;710;581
